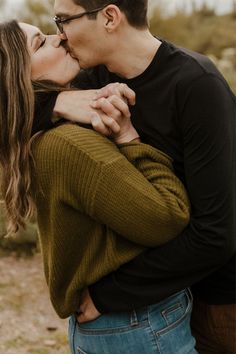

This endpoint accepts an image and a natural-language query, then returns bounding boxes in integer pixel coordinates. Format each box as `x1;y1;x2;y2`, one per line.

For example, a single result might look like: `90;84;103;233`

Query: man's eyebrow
55;12;71;18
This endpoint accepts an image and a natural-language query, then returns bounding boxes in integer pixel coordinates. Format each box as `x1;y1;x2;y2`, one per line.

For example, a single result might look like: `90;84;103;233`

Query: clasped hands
55;82;139;144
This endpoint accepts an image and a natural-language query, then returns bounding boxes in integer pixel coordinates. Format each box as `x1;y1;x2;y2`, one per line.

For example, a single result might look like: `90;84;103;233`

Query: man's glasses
53;4;109;34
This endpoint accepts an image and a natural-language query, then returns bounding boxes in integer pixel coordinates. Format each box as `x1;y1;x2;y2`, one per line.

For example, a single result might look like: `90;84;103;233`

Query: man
51;0;236;353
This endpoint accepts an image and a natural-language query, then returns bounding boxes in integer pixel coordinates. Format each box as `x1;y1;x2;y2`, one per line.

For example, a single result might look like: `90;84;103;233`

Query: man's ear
102;5;122;32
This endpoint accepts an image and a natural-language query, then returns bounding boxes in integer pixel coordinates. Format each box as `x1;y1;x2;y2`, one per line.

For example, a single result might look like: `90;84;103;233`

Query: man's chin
69;50;79;61
79;61;93;70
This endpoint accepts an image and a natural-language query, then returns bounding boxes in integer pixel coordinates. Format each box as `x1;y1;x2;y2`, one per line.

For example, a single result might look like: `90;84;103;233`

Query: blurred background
0;1;235;353
0;0;235;93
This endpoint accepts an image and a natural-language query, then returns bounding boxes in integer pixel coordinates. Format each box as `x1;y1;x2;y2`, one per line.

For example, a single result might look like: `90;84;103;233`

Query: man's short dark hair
73;0;148;28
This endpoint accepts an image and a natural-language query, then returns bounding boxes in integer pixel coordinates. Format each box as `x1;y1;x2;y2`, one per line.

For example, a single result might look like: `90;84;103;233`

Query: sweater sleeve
90;141;190;247
37;125;189;248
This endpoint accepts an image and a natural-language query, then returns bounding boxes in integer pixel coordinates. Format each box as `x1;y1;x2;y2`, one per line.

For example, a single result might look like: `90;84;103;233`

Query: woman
0;20;196;354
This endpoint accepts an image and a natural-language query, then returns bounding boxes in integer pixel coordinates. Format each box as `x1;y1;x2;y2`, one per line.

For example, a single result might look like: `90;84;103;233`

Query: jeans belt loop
130;309;139;326
186;287;193;303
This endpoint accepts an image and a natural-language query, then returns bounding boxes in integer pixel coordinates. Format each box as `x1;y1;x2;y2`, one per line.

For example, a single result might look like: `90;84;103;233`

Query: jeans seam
72;316;78;354
76;319;149;335
147;305;162;354
76;346;88;354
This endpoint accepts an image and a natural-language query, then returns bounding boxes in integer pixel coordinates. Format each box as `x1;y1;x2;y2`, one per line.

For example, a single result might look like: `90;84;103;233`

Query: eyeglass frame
54;4;112;34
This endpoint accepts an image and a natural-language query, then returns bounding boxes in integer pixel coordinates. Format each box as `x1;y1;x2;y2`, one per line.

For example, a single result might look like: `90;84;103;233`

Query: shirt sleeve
88;74;236;313
32;91;58;135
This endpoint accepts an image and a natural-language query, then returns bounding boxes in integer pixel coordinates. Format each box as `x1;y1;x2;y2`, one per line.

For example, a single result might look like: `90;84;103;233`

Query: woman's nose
49;34;62;48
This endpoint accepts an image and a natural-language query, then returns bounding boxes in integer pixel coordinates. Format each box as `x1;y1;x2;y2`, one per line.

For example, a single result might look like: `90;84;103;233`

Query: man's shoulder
164;41;229;95
165;41;223;84
178;46;221;79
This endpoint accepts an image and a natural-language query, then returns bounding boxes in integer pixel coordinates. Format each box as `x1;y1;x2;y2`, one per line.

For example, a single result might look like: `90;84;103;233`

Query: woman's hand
54;89;120;133
94;82;136;106
77;288;101;324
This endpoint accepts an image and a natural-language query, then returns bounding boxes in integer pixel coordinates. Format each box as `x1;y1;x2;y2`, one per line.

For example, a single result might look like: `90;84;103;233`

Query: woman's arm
42;124;190;247
91;140;190;247
53;84;135;136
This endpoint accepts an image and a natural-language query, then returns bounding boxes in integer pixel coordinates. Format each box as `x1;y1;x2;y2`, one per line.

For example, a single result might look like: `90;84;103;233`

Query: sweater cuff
118;142;173;164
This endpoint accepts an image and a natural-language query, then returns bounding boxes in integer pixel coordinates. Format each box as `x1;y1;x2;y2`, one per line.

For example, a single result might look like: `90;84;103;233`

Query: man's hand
92;96;139;143
77;288;101;324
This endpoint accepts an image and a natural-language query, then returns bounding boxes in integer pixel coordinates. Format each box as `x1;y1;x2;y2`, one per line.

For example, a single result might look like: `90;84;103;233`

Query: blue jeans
69;288;197;354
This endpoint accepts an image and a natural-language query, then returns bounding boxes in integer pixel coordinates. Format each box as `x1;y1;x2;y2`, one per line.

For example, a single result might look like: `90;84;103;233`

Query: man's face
54;0;107;69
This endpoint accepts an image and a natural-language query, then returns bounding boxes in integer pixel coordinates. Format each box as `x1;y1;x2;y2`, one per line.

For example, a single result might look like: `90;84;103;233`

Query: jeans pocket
161;300;186;327
160;289;193;333
77;312;148;334
153;290;197;354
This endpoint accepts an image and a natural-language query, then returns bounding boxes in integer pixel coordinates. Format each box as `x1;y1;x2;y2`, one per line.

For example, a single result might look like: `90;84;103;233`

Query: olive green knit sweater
32;124;190;318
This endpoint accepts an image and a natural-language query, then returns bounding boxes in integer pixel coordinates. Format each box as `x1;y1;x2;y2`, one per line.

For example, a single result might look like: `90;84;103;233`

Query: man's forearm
89;226;234;313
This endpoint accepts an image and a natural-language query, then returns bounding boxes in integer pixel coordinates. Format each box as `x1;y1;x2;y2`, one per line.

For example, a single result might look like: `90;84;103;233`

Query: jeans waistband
130;288;192;326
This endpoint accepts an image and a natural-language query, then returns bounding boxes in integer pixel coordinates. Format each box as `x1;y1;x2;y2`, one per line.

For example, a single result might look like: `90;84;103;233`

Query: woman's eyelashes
38;37;46;50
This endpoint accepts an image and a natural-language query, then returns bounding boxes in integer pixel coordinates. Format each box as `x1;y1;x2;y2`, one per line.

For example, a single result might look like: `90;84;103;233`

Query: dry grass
0;251;69;354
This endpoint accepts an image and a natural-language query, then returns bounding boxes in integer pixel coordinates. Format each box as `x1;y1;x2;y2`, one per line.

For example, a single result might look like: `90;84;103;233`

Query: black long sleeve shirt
34;39;236;311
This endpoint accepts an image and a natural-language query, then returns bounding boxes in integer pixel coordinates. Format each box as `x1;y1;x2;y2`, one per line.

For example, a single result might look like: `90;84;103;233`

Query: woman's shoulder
32;123;121;165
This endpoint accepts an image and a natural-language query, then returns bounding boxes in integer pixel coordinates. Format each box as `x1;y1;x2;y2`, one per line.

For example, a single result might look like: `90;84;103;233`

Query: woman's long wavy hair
0;20;35;235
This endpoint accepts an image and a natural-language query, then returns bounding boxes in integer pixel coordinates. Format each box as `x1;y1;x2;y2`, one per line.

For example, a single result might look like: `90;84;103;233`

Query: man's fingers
92;98;122;121
91;114;111;136
91;113;120;135
117;83;136;106
77;288;102;324
108;95;131;118
77;311;101;324
77;312;87;323
101;115;120;134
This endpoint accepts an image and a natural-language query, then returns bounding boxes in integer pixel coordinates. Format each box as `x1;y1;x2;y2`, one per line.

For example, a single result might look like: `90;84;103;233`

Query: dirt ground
0;251;70;354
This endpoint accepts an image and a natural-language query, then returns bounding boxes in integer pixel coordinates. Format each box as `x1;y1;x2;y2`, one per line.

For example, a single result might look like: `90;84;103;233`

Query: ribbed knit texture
32;124;190;318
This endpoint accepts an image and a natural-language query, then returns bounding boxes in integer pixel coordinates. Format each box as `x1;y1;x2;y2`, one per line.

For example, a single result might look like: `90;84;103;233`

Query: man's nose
57;30;67;41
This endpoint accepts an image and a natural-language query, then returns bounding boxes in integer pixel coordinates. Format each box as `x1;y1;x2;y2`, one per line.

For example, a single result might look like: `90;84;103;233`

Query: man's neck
105;29;161;79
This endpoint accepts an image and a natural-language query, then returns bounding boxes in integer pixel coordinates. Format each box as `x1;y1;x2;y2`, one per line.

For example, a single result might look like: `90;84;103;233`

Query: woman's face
19;23;80;85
